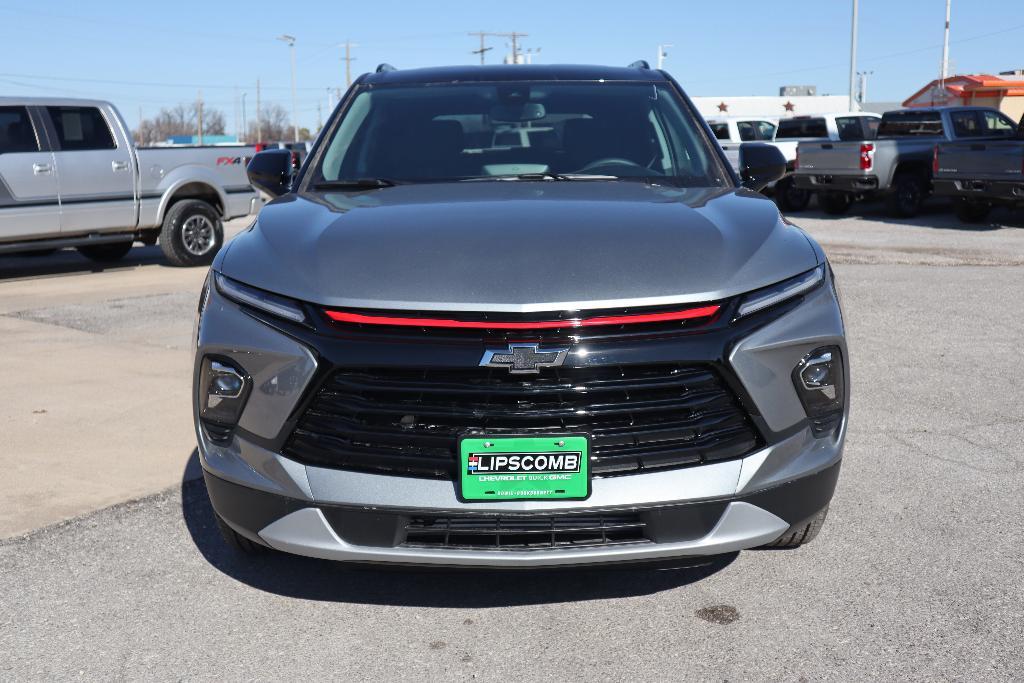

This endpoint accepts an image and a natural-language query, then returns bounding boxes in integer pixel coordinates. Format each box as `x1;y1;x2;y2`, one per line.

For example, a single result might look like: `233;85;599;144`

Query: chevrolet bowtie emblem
480;343;569;374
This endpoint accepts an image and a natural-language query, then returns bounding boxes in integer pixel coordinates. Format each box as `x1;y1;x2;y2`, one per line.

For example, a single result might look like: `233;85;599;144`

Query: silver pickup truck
792;106;1010;217
0;97;259;266
932;112;1024;222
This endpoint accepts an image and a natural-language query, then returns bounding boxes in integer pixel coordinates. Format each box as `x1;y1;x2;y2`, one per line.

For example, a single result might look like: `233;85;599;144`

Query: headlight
792;346;845;437
214;272;307;323
736;265;824;318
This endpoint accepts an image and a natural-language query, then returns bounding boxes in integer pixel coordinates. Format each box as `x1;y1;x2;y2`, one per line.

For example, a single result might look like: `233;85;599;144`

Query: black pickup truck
932;112;1024;222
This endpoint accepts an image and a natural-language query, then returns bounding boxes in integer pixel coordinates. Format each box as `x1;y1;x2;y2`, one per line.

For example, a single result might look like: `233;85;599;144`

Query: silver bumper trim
257;502;789;567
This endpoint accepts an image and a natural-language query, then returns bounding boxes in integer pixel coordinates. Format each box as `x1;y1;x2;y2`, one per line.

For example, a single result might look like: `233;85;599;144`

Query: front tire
774;176;811;213
820;191;852;215
214;513;268;556
77;241;133;262
953;198;992;223
159;199;223;267
762;506;830;548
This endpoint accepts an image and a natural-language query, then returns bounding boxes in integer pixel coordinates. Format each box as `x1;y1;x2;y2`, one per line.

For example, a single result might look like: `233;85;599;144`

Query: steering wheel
578;157;650;174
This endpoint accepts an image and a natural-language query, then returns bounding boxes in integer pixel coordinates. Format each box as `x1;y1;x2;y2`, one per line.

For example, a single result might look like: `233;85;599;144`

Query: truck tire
820;191;852;215
214;512;268;556
761;506;830;548
888;173;927;218
774;176;811;213
160;199;223;267
77;241;133;262
953;198;992;224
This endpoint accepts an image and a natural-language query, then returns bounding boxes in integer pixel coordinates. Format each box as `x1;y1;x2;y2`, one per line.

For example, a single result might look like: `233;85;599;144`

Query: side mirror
247;150;293;198
739;143;786;191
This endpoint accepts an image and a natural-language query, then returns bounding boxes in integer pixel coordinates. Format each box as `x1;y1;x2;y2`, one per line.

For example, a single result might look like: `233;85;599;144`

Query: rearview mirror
739;143;786;191
247;150;293;198
490;102;546;123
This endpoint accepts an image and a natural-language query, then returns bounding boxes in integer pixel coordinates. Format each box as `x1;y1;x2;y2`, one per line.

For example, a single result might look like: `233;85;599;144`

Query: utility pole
278;34;299;142
508;31;526;64
468;31;495;64
255;78;262;144
316;102;322;132
848;0;859;111
341;40;358;87
197;90;204;145
940;0;952;83
241;92;247;143
137;106;143;144
657;44;673;70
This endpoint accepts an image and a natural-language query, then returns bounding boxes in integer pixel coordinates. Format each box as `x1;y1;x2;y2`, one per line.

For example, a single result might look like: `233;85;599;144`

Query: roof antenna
628;60;651;70
376;63;397;73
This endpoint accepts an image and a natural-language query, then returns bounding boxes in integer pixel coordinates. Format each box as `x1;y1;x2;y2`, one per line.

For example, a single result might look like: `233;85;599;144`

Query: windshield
313;82;730;186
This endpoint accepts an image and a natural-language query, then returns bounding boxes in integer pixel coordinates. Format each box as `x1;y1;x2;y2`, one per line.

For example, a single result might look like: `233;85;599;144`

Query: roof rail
628;60;651;70
376;63;397;73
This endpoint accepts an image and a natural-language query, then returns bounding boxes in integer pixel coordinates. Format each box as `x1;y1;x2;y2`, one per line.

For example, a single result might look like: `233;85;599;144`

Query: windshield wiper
313;178;401;189
461;172;619;182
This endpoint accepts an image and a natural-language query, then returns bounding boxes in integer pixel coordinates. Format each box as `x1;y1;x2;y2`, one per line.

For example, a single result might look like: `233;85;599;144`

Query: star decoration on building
783;101;796;112
717;101;729;113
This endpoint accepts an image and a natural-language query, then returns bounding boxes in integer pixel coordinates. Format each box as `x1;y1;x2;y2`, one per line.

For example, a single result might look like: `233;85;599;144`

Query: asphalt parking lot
2;202;1023;680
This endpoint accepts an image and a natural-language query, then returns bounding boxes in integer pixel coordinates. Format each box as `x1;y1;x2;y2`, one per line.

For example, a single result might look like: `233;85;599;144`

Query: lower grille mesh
402;513;648;550
285;364;760;479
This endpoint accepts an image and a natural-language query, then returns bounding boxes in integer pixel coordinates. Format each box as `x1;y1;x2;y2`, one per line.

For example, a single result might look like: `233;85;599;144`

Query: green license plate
458;434;590;501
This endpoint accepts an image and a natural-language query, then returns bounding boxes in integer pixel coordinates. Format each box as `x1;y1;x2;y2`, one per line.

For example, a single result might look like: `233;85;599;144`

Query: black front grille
284;364;760;479
403;513;648;550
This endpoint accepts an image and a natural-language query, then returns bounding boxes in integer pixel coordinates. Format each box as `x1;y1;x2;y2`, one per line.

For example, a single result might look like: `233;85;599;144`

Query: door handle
32;162;52;175
112;160;130;172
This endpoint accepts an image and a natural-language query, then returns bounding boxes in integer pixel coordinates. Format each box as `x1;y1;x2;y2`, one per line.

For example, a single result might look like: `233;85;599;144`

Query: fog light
200;357;251;426
792;346;845;436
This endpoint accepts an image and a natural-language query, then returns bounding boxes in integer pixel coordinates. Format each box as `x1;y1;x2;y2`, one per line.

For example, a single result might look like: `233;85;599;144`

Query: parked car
772;113;880;212
932;111;1024;222
0;98;259;265
196;63;849;568
791;106;1011;217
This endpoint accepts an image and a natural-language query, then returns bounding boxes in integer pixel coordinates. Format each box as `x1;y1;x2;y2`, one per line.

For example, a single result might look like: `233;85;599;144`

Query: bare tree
247;103;294;143
136;103;226;145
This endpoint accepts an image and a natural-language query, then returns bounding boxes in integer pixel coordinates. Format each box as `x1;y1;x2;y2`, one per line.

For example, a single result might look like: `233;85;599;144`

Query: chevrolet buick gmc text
194;63;849;567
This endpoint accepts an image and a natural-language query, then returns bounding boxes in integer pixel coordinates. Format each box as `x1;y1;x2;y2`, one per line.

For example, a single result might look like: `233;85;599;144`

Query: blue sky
1;0;1022;133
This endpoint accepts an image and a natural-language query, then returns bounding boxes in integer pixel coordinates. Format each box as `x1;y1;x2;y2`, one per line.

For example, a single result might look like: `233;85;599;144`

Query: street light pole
278;34;299;142
848;0;859;111
941;0;952;83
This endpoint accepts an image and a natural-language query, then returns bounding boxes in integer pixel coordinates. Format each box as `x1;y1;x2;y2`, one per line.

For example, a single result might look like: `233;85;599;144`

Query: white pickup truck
0;97;259;266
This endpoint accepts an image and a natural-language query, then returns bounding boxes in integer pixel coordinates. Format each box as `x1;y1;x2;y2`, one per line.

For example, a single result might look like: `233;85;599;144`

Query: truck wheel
774;177;811;213
888;173;927;218
953;198;992;224
214;512;268;556
77;241;133;262
761;506;830;548
160;199;223;267
820;192;852;215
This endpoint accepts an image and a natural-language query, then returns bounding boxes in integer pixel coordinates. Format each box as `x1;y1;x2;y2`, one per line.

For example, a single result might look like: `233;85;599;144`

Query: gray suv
194;63;849;567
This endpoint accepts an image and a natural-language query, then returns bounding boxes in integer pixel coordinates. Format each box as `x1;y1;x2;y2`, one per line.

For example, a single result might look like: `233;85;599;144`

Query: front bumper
194;265;849;566
205;460;840;566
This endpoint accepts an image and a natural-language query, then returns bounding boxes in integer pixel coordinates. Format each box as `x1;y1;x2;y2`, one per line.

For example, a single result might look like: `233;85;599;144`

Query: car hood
221;182;819;313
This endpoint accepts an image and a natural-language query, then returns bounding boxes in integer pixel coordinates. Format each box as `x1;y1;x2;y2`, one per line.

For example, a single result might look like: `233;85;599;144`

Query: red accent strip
324;305;721;330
